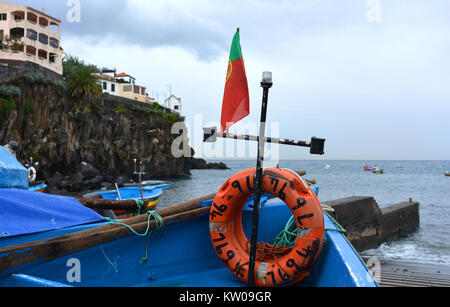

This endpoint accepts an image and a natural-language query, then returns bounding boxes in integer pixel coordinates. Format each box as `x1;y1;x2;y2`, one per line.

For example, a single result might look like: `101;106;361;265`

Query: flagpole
248;72;273;287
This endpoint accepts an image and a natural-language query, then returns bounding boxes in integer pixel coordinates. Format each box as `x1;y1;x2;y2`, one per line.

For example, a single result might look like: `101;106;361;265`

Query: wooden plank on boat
77;193;216;216
77;198;143;211
0;194;216;276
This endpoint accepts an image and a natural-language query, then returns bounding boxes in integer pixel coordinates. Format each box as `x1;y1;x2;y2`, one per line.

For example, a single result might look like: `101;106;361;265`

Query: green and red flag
221;28;250;132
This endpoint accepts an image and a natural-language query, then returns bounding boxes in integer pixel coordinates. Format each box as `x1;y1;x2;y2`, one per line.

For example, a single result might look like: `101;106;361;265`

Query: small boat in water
364;163;375;172
324;165;331;170
446;172;450;177
124;180;168;188
372;168;385;174
95;184;171;217
28;181;48;193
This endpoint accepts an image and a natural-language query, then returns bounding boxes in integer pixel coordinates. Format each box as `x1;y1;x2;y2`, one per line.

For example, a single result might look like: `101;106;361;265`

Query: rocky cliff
0;70;227;193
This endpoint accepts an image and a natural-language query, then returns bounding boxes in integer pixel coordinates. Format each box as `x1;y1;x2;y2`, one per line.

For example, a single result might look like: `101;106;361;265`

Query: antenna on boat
133;159;146;201
203;72;326;287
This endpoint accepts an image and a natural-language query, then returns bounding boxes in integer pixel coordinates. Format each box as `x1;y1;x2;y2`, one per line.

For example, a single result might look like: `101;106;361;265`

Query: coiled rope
102;210;165;270
270;169;347;248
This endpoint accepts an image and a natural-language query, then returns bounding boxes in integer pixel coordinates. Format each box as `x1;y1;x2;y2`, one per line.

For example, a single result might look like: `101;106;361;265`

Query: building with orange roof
94;70;151;103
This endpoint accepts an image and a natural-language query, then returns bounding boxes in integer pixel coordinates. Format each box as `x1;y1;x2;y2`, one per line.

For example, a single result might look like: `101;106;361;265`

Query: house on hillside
94;70;154;104
0;1;63;75
93;70;120;96
164;95;182;114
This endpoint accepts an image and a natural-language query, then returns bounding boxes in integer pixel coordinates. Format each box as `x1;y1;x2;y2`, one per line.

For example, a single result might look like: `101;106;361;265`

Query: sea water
158;160;450;266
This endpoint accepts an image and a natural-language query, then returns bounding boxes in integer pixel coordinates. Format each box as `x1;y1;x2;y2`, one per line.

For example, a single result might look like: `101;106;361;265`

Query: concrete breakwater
323;196;420;252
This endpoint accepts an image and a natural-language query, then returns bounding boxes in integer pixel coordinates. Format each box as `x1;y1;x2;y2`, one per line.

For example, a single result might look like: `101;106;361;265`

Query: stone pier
322;196;420;252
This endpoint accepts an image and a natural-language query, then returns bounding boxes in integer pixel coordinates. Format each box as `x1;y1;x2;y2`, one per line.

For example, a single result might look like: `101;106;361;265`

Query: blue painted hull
0;198;377;287
0;147;29;190
28;183;47;192
97;185;170;201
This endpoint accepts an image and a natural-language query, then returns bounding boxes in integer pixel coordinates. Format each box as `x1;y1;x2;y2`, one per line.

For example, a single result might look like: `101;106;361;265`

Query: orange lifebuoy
209;168;325;287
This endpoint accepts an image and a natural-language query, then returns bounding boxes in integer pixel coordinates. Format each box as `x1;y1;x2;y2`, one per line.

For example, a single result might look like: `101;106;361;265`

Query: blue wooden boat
0;188;377;287
97;184;171;201
124;180;168;188
28;182;48;193
96;185;170;214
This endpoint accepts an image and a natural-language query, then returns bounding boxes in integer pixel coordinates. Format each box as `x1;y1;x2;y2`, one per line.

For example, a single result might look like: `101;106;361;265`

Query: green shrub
0;97;15;119
113;102;128;113
0;85;21;99
23;99;31;125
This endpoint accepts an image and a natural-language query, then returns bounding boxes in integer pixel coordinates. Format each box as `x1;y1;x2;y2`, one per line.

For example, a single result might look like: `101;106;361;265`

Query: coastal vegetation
11;73;65;91
62;54;101;78
0;85;20;127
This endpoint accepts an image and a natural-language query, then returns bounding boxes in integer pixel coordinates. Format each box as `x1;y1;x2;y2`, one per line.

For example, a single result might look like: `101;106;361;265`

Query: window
27;29;37;41
111;83;115;92
49;53;57;63
10;27;24;38
49;37;59;48
26;45;36;56
123;85;132;92
103;82;107;90
0;14;7;21
174;105;179;110
37;49;47;60
38;33;48;45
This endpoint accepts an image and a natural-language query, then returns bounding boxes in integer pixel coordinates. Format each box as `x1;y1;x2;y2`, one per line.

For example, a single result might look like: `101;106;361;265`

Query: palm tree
66;66;102;102
63;54;100;78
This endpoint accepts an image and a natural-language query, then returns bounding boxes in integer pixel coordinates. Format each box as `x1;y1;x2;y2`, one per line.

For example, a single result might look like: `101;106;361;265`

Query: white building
164;95;182;114
93;71;120;96
93;70;152;103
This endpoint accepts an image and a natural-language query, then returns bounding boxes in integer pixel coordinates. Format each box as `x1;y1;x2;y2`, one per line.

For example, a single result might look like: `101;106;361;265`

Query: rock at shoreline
80;162;101;180
43;158;229;193
190;158;230;170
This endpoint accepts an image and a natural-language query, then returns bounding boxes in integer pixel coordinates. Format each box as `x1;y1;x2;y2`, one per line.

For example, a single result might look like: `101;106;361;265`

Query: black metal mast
248;72;273;286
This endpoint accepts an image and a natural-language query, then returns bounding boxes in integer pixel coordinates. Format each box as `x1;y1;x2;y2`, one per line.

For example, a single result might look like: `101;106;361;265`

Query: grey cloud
13;0;230;60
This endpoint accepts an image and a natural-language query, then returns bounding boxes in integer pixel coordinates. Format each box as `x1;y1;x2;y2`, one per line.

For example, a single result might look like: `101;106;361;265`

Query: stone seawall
323;196;420;252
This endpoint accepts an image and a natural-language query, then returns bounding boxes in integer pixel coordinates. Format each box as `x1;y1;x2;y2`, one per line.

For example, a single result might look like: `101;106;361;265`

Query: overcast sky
12;0;450;160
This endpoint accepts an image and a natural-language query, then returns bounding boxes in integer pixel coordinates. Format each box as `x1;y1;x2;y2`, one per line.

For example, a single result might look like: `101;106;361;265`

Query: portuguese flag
221;28;250;132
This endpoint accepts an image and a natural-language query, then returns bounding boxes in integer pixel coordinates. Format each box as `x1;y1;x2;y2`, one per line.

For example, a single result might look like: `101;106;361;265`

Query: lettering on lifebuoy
209;168;325;287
